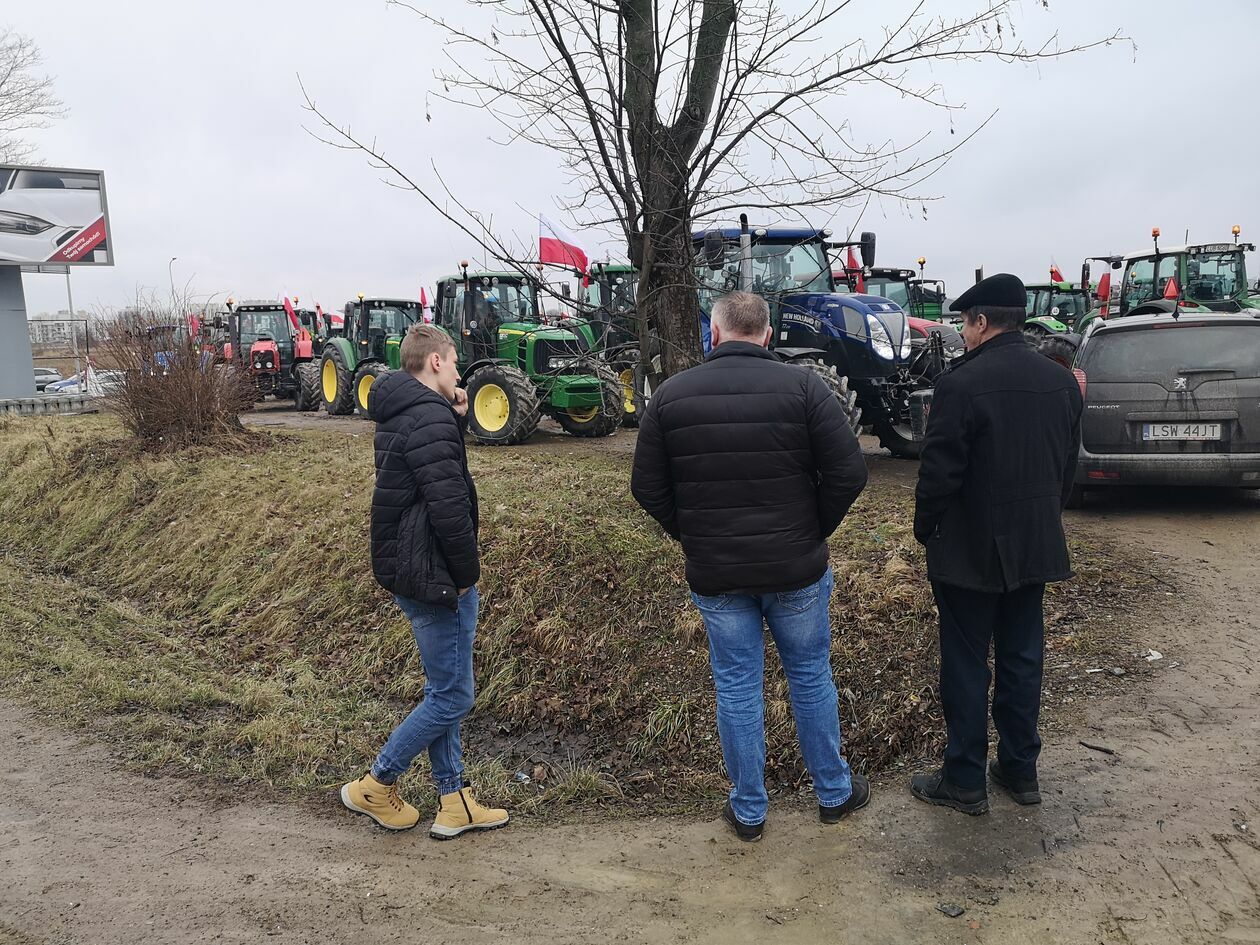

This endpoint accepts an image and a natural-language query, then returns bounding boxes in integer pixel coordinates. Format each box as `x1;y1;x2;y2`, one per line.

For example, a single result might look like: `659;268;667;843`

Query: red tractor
224;297;322;410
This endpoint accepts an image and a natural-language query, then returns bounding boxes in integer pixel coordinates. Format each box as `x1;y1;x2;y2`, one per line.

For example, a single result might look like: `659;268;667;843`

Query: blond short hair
400;324;456;374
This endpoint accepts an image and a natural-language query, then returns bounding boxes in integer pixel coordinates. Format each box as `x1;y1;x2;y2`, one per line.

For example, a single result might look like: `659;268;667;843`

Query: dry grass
0;415;1173;815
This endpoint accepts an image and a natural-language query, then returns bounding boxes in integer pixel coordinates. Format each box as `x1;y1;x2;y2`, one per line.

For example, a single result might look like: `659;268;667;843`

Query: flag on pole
283;296;300;331
1096;272;1111;317
1050;263;1066;284
846;246;865;293
420;286;433;323
539;213;589;276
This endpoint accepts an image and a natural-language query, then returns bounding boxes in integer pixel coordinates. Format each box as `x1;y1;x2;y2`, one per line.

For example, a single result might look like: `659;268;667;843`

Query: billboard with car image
0;165;113;266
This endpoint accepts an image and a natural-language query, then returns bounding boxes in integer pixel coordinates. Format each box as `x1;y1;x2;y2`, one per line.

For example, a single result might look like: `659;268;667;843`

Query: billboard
0;165;113;266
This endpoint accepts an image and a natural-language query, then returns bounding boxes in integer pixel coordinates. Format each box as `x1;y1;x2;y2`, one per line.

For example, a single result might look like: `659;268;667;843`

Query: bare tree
305;1;1120;377
0;28;66;164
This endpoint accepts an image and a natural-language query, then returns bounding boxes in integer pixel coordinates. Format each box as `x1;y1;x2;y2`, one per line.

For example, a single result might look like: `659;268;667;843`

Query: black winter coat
368;371;479;609
631;342;868;596
914;331;1083;593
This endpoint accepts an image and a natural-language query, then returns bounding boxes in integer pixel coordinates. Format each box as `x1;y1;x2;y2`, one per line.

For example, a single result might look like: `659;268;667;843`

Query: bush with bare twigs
100;304;255;451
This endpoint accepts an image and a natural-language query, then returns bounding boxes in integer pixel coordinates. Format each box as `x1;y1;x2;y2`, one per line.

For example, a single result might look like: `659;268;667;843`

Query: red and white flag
1050;263;1066;283
419;286;433;323
539;213;589;275
846;246;865;293
283;297;300;331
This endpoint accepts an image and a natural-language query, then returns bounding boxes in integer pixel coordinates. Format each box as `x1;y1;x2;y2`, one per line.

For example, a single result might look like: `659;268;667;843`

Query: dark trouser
932;581;1045;791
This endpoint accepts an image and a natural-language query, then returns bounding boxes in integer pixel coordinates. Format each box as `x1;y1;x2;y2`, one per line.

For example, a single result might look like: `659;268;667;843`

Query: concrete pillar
0;267;35;399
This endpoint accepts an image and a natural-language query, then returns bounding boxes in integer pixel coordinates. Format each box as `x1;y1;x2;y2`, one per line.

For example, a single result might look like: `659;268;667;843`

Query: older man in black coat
911;273;1083;815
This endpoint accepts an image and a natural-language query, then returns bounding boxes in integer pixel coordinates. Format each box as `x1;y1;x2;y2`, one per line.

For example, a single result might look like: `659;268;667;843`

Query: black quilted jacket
631;342;868;596
367;371;479;609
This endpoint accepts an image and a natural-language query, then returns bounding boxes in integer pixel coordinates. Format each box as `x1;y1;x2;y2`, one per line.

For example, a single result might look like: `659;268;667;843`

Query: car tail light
1072;367;1087;397
1087;470;1120;480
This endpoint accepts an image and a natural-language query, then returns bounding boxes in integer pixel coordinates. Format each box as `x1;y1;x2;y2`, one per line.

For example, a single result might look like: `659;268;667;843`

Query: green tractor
585;261;655;427
858;258;948;321
434;265;623;445
1021;280;1092;342
319;295;421;417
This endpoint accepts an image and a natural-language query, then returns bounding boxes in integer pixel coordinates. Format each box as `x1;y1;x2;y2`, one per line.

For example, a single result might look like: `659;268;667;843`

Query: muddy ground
3;412;1259;944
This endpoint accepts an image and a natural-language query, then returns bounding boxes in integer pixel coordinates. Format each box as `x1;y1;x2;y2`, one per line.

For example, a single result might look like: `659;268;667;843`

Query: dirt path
3;486;1259;944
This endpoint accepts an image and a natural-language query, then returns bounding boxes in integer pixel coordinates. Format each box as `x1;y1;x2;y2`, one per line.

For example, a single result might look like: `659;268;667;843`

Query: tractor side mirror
1081;261;1091;289
213;316;224;329
561;284;571;299
1111;258;1122;270
444;282;456;299
703;231;725;271
860;231;876;269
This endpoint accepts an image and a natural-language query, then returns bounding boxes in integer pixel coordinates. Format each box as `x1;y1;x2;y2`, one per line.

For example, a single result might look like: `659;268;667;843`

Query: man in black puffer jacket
632;291;869;841
339;324;509;841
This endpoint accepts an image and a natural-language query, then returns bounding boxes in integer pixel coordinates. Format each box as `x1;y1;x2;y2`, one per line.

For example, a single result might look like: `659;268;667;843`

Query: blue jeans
371;588;478;795
691;568;852;825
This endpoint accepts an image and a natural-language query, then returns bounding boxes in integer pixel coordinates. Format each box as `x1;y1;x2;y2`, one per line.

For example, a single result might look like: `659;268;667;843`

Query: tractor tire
790;358;861;435
294;361;321;412
615;349;642;428
1037;335;1078;370
353;362;389;419
556;363;624;438
873;419;924;460
465;363;541;446
320;347;355;416
1022;323;1050;345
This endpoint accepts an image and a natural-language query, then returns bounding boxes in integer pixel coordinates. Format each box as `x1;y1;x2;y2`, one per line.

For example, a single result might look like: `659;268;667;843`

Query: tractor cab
1119;235;1257;316
434;270;543;365
231;302;294;383
859;261;947;322
317;296;422;417
585;262;639;350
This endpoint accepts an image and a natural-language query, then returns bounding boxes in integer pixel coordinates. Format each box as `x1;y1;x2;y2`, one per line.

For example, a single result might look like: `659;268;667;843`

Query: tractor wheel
320;347;355;415
1038;335;1079;370
354;362;389;419
873;419;924;460
791;358;861;435
556;363;624;438
1022;323;1049;345
465;363;541;446
615;349;641;428
294;361;321;412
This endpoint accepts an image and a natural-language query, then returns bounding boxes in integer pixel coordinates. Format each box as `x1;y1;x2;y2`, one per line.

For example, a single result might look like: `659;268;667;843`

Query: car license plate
1142;422;1222;441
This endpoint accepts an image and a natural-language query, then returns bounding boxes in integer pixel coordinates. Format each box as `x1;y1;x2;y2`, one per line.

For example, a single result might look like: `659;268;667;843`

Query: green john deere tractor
585;261;656;427
433;266;623;445
859;258;948;322
319;295;421;417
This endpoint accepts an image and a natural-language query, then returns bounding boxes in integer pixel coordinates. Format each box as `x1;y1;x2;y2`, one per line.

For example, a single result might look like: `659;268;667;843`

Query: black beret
949;272;1026;312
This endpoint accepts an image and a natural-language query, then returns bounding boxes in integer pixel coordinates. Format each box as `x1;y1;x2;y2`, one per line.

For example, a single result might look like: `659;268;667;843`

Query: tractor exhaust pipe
739;214;753;292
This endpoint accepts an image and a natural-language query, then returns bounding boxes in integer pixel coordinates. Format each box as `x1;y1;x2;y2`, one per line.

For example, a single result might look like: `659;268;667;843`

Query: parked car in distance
33;367;63;391
1068;311;1260;506
44;370;123;396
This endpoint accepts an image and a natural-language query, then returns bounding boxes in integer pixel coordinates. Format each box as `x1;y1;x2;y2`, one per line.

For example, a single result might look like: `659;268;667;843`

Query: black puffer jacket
368;371;479;609
914;331;1082;593
631;342;868;596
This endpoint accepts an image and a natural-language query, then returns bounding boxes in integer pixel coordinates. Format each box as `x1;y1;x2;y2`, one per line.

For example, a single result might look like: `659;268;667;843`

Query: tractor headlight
548;356;579;370
266;359;275;369
895;320;911;360
866;313;895;360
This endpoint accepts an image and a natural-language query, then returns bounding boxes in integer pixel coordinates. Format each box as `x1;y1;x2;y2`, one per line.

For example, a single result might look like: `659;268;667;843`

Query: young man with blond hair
340;324;509;839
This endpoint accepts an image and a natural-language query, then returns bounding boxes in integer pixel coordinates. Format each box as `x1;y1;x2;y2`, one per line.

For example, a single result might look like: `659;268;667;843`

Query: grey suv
1067;312;1260;506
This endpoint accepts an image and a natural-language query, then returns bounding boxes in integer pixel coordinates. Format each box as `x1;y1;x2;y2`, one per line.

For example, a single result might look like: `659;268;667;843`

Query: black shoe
820;773;870;824
989;760;1041;805
721;801;764;843
910;768;989;816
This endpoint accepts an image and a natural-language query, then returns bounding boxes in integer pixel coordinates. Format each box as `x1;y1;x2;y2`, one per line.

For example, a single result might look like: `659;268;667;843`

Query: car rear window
1080;322;1260;381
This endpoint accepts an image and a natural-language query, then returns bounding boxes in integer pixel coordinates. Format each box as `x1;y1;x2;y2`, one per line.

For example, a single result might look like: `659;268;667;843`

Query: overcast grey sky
11;0;1260;316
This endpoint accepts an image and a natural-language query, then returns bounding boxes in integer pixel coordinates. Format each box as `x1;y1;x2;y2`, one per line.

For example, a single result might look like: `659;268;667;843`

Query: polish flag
539;213;589;275
1050;264;1066;283
1096;273;1111;316
847;246;865;293
283;297;300;331
420;286;433;324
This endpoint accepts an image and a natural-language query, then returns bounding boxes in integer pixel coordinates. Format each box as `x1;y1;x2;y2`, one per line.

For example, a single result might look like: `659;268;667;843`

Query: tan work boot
340;773;421;831
430;787;510;840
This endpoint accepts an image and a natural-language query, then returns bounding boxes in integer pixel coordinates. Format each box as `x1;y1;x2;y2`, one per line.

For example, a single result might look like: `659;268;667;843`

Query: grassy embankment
0;415;1168;816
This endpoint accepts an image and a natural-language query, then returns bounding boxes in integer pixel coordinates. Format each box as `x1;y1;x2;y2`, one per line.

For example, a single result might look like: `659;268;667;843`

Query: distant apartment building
28;311;79;347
